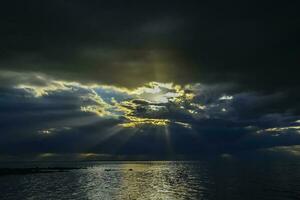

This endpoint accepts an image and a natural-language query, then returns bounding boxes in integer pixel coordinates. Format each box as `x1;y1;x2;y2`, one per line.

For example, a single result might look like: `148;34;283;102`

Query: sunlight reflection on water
1;160;300;200
78;162;206;199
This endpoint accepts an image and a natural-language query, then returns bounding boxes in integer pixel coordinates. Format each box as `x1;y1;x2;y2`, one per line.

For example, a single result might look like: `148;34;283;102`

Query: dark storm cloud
1;73;299;159
0;1;300;159
0;82;121;155
0;1;299;92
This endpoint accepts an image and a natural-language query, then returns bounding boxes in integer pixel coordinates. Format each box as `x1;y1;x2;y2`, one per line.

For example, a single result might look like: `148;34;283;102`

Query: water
1;158;300;200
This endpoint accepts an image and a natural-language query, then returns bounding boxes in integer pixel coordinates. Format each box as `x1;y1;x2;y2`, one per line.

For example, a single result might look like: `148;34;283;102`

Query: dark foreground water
1;157;300;200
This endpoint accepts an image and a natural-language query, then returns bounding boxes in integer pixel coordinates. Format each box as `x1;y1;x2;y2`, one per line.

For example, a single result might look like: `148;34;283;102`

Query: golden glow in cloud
11;72;247;131
15;75;200;129
257;126;300;134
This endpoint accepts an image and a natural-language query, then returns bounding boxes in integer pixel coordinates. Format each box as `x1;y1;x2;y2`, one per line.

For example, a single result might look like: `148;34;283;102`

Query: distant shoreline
0;167;82;176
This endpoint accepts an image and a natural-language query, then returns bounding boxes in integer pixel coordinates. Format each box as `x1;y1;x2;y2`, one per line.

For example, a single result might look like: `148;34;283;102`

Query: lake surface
1;157;300;200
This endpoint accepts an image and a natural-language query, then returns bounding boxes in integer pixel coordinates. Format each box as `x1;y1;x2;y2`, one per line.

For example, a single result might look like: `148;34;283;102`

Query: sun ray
164;126;173;155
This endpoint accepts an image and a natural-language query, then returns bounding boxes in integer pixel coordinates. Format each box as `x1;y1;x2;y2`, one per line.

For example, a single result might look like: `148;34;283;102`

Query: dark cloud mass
0;72;300;159
0;1;299;160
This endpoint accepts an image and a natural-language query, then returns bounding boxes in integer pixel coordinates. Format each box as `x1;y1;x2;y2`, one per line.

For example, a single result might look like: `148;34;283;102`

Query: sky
0;0;299;160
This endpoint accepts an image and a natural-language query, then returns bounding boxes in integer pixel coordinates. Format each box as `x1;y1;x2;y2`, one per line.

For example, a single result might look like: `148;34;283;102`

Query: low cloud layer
1;71;299;160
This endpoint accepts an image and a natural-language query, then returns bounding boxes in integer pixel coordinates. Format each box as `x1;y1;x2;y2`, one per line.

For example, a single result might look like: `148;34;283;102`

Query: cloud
0;1;298;96
0;1;299;160
0;71;300;158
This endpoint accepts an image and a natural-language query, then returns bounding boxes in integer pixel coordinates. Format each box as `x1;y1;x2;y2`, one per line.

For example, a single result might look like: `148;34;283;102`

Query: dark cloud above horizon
0;1;300;159
0;72;300;159
0;1;299;89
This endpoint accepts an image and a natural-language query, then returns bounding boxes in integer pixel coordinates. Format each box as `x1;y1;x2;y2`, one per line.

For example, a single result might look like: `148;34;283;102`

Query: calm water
1;157;300;200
